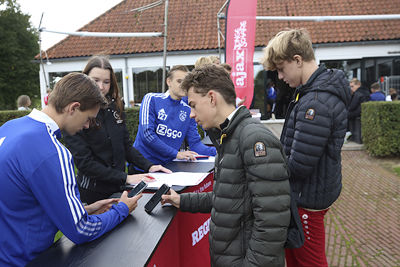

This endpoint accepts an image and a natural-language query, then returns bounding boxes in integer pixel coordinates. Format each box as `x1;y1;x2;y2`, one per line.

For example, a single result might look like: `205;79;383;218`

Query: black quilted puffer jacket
280;64;351;210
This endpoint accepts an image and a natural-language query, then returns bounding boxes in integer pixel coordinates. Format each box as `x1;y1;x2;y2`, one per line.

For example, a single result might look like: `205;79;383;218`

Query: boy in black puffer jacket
162;64;291;266
261;29;351;267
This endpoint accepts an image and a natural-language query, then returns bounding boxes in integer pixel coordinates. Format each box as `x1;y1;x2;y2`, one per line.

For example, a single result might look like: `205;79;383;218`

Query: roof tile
45;0;400;59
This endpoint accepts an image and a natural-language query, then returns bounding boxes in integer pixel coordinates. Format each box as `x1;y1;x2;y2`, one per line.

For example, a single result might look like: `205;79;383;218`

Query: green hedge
125;107;140;142
0;108;141;141
361;101;400;156
0;110;30;127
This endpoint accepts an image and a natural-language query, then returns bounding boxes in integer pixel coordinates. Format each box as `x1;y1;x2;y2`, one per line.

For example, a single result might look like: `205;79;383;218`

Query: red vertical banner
225;0;257;109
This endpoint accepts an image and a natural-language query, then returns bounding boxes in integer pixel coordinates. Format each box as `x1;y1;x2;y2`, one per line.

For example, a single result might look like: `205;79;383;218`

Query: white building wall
39;52;223;107
40;43;399;107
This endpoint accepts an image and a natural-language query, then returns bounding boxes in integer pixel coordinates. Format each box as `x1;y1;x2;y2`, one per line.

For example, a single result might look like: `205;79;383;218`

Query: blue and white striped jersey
0;109;129;266
133;92;216;165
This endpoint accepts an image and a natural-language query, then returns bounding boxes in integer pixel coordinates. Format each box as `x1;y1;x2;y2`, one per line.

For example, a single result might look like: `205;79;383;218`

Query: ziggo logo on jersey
156;124;182;139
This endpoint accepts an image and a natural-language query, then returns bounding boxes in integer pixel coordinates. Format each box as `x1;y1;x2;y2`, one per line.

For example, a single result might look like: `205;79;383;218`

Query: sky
17;0;123;50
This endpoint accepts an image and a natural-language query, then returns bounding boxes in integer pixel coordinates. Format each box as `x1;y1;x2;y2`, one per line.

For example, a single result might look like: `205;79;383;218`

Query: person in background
220;63;232;74
162;64;291;266
208;55;220;64
386;87;398;101
264;79;277;119
261;28;351;267
133;65;216;165
0;73;141;266
194;55;220;69
194;56;213;69
370;82;385;101
345;78;370;143
17;95;31;111
64;55;170;205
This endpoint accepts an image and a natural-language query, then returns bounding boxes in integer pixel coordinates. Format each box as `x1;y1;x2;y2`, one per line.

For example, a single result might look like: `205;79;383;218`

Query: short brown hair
17;95;30;108
370;82;381;91
48;72;106;113
220;63;232;73
260;29;315;71
166;65;189;80
181;64;236;106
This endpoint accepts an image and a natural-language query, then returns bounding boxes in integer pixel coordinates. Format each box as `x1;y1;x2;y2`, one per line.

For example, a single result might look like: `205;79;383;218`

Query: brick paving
263;122;399;266
325;150;400;267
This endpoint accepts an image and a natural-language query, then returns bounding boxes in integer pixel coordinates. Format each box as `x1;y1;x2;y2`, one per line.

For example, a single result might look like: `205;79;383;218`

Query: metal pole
38;14;49;89
40;28;163;37
217;17;221;60
162;0;169;92
217;0;229;62
255;14;400;21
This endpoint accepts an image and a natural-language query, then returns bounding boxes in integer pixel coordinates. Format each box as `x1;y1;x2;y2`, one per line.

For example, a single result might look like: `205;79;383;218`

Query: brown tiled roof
45;0;400;59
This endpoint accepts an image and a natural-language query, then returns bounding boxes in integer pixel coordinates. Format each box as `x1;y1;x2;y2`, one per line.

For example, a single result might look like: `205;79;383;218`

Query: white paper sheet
145;172;209;189
173;156;215;163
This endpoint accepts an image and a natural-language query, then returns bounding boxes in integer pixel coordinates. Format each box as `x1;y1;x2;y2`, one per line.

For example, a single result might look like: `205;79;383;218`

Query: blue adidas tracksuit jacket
134;92;216;165
0;109;129;266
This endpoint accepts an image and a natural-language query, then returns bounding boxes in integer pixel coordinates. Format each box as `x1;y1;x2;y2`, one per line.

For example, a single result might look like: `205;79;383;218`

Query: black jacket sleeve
348;92;362;119
64;132;127;185
180;191;213;213
122;122;153;171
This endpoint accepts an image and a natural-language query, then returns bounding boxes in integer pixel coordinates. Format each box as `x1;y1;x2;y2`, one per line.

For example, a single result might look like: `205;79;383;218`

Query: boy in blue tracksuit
134;65;216;165
0;73;141;266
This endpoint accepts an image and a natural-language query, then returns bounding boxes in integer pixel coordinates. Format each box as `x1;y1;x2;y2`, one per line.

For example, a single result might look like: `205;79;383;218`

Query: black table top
162;160;215;192
28;161;214;267
27;194;176;267
164;160;214;173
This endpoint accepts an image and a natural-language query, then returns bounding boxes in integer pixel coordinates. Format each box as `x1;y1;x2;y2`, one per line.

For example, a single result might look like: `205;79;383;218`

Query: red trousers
285;207;329;267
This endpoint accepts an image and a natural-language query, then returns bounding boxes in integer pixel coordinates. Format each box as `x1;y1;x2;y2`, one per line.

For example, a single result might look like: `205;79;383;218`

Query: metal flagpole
162;0;169;92
39;29;162;37
255;14;400;21
38;13;49;89
217;0;229;62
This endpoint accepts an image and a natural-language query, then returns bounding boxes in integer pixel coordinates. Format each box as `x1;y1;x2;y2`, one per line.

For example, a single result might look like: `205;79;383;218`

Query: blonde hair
194;56;213;69
350;78;361;85
209;55;220;64
260;29;315;71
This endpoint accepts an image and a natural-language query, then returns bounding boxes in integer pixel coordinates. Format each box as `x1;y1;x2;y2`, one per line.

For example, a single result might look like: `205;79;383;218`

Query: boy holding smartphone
162;65;291;266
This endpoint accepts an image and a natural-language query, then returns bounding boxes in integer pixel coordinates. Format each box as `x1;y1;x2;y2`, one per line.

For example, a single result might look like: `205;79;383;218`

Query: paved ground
326;150;400;267
263;121;400;266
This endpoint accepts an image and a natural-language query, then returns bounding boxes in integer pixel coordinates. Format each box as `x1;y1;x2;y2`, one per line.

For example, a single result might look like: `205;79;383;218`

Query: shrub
125;107;140;142
0;108;141;141
0;110;30;127
361;101;400;156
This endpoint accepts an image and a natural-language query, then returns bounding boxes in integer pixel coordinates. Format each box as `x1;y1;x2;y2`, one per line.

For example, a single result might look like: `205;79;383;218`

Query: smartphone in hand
128;181;148;197
144;184;170;214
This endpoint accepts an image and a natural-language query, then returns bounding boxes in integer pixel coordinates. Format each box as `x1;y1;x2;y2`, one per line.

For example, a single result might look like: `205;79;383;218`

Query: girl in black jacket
64;55;170;204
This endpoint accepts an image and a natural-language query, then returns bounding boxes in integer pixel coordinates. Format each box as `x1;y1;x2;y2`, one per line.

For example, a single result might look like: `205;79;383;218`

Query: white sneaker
344;131;352;143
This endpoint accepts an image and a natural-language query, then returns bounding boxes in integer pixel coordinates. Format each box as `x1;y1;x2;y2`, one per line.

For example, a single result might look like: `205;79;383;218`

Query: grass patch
393;165;400;176
373;156;400;178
